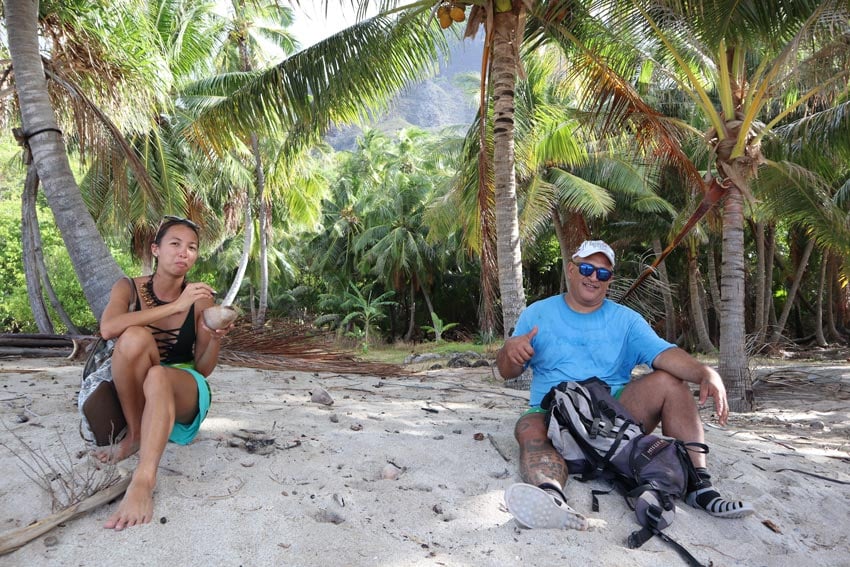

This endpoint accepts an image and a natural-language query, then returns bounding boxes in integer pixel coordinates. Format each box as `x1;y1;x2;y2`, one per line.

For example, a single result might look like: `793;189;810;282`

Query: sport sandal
504;483;589;531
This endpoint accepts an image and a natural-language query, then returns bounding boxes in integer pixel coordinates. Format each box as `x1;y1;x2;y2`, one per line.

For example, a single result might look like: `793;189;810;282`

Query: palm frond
188;10;448;155
756;160;850;253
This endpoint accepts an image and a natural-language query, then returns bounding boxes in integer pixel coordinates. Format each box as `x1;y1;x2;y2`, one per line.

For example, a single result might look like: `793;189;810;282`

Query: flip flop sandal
504;483;589;531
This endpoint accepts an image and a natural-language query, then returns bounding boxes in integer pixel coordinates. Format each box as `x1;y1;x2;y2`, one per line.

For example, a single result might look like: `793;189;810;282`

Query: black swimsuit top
132;285;197;364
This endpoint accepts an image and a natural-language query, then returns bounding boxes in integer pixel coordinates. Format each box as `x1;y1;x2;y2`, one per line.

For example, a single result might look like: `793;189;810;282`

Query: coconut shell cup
203;305;239;330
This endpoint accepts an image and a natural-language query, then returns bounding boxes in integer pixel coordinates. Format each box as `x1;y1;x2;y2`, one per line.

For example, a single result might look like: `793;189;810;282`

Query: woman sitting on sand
96;216;232;531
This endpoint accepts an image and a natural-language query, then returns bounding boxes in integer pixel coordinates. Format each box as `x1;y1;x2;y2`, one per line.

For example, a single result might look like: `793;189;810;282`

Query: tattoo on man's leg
520;439;567;486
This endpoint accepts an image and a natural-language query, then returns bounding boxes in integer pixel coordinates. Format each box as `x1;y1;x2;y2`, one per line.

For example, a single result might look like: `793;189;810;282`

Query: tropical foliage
2;1;850;413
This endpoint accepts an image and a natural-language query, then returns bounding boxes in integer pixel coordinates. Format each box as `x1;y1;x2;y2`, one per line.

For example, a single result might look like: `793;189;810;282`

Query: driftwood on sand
0;473;130;556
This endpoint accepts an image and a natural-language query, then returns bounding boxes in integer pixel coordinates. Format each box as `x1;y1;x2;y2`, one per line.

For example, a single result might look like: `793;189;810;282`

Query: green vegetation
2;0;849;395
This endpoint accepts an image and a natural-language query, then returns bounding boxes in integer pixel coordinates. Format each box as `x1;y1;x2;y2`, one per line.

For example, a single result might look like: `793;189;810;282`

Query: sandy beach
0;353;848;566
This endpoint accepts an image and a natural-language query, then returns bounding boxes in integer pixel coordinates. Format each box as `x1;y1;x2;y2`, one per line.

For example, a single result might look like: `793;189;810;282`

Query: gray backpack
542;378;707;566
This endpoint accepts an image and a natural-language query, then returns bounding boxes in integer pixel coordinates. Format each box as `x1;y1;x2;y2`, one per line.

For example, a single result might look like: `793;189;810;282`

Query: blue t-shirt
513;295;674;406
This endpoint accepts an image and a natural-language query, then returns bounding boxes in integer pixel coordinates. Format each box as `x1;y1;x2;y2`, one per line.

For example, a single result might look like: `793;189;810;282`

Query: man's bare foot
94;436;139;464
104;476;154;531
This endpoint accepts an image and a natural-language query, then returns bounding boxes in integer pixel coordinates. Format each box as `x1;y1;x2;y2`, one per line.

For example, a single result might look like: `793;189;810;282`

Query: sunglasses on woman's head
573;261;613;281
160;215;199;230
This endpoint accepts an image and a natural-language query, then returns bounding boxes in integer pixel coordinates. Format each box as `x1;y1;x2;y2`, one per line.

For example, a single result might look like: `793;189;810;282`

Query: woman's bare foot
104;476;155;531
94;436;140;463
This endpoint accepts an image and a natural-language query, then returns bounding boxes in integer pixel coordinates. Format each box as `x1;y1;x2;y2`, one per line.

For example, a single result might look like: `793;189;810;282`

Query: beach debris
0;472;130;556
421;407;439;414
762;519;782;533
314;509;345;524
329;414;339;423
350;423;363;431
43;536;58;547
219;320;409;377
229;429;276;455
310;388;334;406
487;434;512;462
382;463;403;480
159;517;168;524
473;432;485;441
333;493;345;507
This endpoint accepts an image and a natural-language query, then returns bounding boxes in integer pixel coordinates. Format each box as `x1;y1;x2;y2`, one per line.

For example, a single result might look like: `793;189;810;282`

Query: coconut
203;305;238;330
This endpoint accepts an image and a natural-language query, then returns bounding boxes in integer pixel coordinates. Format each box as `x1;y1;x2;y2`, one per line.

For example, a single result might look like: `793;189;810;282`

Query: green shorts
164;362;211;445
523;384;625;416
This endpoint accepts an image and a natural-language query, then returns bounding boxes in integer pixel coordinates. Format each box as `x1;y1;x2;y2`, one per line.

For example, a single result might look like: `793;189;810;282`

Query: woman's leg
104;365;199;531
95;326;159;462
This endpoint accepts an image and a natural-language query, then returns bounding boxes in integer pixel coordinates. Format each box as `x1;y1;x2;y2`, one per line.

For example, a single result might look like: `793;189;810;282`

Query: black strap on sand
627;506;707;567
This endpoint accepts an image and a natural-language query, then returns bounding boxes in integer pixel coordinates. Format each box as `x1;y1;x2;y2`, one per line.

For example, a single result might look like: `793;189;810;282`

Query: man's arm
653;347;729;425
496;327;538;379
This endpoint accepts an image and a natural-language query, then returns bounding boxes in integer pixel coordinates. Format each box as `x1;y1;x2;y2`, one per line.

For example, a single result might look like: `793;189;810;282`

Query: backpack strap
678;441;709;489
627;505;708;567
585;422;635;479
123;275;140;312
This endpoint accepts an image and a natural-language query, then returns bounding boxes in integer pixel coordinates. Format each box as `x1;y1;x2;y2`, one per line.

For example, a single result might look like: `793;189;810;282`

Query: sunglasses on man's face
573;261;613;282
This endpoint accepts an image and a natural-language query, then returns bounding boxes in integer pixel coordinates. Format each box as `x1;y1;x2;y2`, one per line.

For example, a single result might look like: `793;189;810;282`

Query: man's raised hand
504;326;538;367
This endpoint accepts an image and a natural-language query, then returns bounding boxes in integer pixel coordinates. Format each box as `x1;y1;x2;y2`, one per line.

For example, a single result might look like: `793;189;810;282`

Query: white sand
0;356;848;566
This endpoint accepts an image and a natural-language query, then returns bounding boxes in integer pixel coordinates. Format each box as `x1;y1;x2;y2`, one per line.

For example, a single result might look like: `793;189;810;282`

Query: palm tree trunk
6;0;123;321
552;208;570;293
704;243;721;339
235;8;269;327
21;167;53;333
826;256;843;341
25;173;80;333
718;186;752;412
223;204;253;307
250;132;269;328
769;238;815;344
764;224;777;338
491;9;526;337
405;283;416;342
753;222;766;333
653;238;676;342
815;251;827;347
687;244;715;353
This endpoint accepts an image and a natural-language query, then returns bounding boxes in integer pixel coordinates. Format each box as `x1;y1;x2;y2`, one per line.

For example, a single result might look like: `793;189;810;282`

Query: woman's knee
113;326;156;359
142;366;174;399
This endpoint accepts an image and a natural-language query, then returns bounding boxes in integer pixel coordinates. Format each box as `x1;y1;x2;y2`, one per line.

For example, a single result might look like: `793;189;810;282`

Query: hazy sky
289;3;372;49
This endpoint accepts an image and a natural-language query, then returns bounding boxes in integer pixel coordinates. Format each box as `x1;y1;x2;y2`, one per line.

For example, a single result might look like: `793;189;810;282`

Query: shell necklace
141;274;185;308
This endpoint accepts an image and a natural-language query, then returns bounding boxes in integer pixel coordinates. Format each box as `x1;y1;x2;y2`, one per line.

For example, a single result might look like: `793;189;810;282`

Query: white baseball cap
572;240;616;267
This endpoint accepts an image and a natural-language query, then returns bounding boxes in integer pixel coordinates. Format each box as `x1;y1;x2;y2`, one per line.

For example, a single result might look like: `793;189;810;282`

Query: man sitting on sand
496;239;754;527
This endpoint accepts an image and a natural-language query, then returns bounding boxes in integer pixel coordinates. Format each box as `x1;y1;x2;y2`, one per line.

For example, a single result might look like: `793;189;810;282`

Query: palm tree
354;128;451;341
560;0;850;411
3;0;228;321
3;0;126;319
295;1;554;337
212;0;298;325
